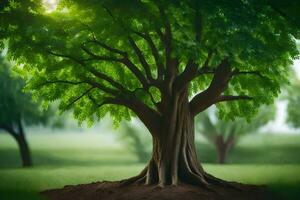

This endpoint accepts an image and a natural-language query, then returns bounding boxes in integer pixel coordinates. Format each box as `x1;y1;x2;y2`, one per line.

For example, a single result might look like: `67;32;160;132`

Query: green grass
1;132;300;199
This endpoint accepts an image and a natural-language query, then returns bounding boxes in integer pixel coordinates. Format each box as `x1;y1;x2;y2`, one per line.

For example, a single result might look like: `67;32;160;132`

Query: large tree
0;56;52;167
1;0;299;188
196;105;275;164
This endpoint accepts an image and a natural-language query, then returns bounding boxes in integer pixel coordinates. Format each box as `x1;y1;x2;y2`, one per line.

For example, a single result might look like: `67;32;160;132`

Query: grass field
1;131;300;199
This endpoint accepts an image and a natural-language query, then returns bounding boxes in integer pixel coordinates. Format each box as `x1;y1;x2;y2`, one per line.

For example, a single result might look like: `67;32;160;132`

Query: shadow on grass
268;183;300;200
0;189;46;200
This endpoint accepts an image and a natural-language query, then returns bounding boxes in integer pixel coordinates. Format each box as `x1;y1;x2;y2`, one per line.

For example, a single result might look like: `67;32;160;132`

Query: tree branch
216;95;253;103
64;87;95;109
88;36;127;56
120;57;150;89
89;95;161;135
189;59;232;116
200;50;214;71
128;36;153;82
47;48;159;135
1;124;19;139
48;50;130;93
174;59;198;92
193;1;202;42
156;3;172;71
133;31;164;80
83;80;120;96
36;80;87;88
174;50;214;92
231;70;267;79
80;26;150;89
81;45;121;62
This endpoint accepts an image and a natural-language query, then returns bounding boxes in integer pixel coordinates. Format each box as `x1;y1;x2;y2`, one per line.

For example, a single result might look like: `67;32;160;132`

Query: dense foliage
0;0;299;126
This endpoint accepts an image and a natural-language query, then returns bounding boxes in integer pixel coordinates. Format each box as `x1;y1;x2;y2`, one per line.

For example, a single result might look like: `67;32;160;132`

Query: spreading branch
193;1;202;42
37;80;87;88
47;50;160;133
175;50;214;92
128;37;153;82
232;70;267;79
81;45;121;62
156;4;172;71
174;59;198;92
0;124;18;138
133;31;164;80
81;22;150;90
48;50;129;93
216;95;253;103
189;59;232;116
64;87;95;109
88;36;127;56
200;50;214;71
88;94;161;134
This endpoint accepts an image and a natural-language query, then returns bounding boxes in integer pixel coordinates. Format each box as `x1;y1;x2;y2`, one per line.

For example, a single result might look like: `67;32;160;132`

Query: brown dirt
41;181;273;200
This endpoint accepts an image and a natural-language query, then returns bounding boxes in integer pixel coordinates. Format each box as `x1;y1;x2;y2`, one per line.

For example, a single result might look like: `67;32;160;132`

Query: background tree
0;56;53;167
119;120;151;163
286;80;300;129
196;105;275;164
1;0;299;189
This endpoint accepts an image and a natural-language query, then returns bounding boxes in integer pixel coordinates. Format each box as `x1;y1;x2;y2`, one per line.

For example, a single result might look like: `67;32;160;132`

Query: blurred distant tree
0;0;299;189
197;106;275;164
119;121;151;163
0;57;54;167
286;81;300;129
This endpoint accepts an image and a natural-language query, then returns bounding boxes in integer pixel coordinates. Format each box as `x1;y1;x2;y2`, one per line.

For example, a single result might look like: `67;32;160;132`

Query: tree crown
1;0;299;127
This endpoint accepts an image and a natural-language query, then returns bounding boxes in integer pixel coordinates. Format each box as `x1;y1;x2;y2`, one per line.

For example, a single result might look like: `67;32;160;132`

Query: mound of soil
42;181;273;200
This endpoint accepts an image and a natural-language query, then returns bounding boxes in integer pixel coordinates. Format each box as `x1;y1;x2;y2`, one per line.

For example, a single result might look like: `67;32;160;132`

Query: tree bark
123;89;215;188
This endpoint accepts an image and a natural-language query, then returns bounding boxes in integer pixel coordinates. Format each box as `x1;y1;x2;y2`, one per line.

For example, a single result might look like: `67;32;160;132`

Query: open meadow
1;132;300;199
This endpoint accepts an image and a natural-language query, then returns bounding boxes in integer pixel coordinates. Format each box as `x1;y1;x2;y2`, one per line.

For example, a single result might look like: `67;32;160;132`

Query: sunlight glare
43;0;59;13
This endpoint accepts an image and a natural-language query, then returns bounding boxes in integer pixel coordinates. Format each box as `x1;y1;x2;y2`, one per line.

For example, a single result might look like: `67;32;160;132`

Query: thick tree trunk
145;112;206;186
123;89;218;188
122;87;241;190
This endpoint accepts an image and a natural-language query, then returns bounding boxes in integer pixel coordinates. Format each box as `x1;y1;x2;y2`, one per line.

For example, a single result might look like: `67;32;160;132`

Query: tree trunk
15;133;32;167
214;136;228;164
214;135;235;164
7;121;33;168
123;89;218;187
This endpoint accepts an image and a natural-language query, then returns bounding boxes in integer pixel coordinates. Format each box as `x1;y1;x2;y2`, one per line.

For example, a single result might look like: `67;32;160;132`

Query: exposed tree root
119;165;245;196
120;166;148;186
42;179;270;200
